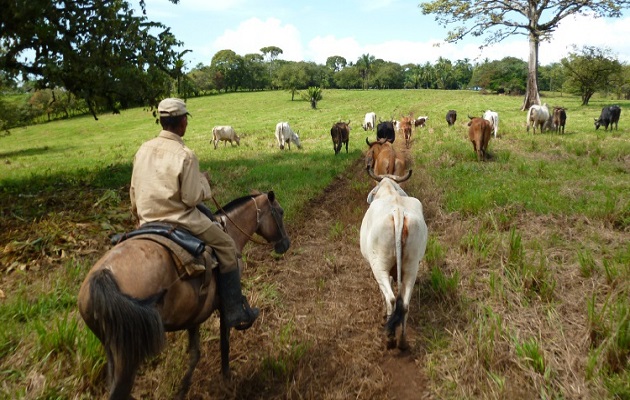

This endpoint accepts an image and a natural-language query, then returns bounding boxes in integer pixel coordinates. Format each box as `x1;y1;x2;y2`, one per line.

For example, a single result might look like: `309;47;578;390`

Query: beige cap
158;98;190;117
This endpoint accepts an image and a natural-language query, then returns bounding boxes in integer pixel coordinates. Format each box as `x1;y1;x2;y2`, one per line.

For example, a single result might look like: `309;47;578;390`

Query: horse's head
254;191;291;254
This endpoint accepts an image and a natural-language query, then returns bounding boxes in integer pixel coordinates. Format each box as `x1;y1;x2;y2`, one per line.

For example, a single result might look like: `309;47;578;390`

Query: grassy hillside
0;89;628;399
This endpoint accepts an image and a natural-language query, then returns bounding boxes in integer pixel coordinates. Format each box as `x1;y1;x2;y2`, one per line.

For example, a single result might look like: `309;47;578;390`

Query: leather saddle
110;222;218;278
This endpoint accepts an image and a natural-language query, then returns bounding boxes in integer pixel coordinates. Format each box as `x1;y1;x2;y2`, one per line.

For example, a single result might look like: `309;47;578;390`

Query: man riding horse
129;97;259;331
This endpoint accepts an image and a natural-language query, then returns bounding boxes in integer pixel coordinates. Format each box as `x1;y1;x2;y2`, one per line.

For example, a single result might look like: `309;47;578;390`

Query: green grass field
1;89;628;399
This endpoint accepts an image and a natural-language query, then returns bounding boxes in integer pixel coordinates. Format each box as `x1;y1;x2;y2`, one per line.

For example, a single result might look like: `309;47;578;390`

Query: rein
211;195;272;246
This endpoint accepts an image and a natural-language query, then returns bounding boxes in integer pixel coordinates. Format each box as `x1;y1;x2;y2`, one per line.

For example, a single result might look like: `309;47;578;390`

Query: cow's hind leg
175;326;201;400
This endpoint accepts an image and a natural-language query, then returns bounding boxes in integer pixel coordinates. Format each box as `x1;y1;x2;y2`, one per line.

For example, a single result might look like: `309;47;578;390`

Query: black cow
376;121;395;143
446;110;457;126
595;105;621;131
331;120;351;155
552;107;567;134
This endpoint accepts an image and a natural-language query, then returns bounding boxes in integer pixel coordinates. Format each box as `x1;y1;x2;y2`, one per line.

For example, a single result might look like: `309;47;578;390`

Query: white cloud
212;18;304;61
539;14;630;64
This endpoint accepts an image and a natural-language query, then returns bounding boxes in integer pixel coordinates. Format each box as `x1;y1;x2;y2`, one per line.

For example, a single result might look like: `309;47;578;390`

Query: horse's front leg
175;326;201;400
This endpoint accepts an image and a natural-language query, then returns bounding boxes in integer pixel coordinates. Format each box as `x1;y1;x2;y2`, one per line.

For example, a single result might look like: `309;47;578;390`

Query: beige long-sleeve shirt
130;130;212;235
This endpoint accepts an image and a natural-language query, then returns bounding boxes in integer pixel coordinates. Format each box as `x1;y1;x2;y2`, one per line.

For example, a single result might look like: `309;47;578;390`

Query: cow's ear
250;189;262;196
367;186;379;204
267;191;275;202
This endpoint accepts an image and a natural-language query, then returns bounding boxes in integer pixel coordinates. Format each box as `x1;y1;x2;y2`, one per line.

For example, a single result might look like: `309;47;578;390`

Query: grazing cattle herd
206;102;623;163
205;103;621;349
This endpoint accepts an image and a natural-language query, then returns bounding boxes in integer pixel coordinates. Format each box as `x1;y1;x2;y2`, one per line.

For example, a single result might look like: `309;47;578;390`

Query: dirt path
179;142;430;399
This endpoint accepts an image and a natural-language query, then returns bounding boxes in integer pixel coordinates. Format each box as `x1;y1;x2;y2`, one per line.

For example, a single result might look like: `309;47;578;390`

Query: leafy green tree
538;62;566;93
275;62;310;100
611;64;630;100
561;46;622;105
420;0;630;110
372;62;404;89
0;0;183;119
452;59;473;89
334;66;362;89
469;57;527;94
326;56;347;72
187;64;215;95
356;54;376;90
419;62;436;89
210;50;244;92
243;53;268;91
260;46;283;89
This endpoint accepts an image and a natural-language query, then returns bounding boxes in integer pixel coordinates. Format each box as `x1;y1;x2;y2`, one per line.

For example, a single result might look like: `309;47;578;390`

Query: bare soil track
167;142;432;399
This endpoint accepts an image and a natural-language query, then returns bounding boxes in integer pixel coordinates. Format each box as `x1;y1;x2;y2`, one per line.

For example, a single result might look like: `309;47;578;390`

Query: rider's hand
202;171;212;185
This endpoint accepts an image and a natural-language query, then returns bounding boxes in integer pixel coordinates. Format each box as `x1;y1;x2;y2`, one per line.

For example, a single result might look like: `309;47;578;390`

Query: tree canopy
0;0;183;119
561;46;622;105
420;0;630;110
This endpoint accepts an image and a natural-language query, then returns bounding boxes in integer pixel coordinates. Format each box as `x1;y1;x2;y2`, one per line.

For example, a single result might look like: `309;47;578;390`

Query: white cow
526;103;550;134
360;169;428;350
483;110;499;138
363;112;376;131
275;122;302;150
212;125;240;149
414;116;428;129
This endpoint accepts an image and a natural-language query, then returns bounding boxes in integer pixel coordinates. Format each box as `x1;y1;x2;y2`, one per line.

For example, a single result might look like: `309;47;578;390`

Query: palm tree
356;54;375;90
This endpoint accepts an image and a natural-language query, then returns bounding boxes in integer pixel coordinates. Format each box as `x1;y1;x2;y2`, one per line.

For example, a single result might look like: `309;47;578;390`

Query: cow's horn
392;169;412;183
468;115;474;120
367;167;383;182
366;137;371;146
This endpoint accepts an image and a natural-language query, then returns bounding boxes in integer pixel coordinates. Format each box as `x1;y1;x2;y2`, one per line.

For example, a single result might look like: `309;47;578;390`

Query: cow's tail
526;107;533;132
385;209;406;335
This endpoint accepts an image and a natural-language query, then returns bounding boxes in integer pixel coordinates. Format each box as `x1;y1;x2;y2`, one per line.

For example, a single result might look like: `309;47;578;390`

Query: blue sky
140;0;630;70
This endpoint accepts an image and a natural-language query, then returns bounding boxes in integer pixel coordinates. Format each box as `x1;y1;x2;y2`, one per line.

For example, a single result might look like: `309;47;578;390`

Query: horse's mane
215;192;265;215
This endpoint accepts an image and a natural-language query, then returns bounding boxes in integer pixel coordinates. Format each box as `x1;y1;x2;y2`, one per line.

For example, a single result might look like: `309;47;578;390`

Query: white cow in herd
362;112;376;131
482;110;499;138
212;125;241;149
275;122;302;150
527;103;550;134
360;169;428;350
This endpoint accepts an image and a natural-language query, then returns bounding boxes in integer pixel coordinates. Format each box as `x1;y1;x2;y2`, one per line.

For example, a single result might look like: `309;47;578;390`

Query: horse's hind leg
175;326;201;400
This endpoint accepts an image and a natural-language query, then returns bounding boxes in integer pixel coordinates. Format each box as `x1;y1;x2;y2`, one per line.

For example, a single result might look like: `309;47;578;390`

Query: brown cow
365;137;405;177
467;116;492;161
399;117;413;149
331;120;351;155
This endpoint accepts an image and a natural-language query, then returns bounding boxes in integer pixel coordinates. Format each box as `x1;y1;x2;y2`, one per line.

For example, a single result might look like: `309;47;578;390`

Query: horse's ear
267;191;275;202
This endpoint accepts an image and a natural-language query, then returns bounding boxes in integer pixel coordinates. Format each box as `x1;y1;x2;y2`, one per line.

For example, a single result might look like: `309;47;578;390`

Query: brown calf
467;117;492;161
399;117;413;148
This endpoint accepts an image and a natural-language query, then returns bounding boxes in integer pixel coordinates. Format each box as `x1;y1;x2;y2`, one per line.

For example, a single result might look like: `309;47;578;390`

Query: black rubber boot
218;269;259;331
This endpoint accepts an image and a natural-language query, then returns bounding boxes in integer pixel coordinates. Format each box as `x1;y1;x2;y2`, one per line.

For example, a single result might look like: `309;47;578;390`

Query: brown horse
78;191;290;400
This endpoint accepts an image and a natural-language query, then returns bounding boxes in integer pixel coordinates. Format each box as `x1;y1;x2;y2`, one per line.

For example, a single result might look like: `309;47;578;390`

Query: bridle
211;194;287;246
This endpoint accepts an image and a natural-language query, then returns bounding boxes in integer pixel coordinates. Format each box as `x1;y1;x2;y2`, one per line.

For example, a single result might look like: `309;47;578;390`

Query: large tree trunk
521;34;541;111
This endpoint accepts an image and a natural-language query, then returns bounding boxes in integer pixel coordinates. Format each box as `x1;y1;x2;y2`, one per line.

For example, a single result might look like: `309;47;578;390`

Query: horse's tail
88;269;165;371
385;208;406;335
